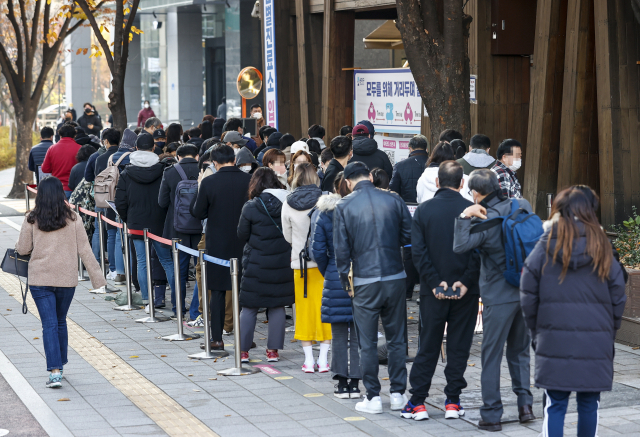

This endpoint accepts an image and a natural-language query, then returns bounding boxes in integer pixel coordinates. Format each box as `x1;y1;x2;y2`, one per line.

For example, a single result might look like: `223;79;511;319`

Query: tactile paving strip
0;271;219;437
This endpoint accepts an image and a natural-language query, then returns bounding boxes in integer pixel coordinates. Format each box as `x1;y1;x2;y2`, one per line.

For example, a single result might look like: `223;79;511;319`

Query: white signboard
470;74;477;104
354;69;423;134
263;0;278;129
373;134;411;165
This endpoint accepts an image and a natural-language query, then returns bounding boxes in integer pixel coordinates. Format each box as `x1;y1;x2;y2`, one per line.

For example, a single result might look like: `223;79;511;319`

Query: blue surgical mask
155;141;165;148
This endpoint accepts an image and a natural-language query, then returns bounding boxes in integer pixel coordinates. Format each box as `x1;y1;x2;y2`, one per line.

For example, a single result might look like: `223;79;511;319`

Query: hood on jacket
420;167;439;194
235;146;258;170
120;128;137;151
352;136;379;156
263;188;288;204
258;191;285;217
311;137;326;150
125;161;165;185
316;193;341;212
462;149;495;168
286;184;322;211
130;150;160;167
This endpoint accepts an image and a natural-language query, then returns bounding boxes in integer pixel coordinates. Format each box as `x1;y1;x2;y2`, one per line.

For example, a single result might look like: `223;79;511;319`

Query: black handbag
1;249;30;314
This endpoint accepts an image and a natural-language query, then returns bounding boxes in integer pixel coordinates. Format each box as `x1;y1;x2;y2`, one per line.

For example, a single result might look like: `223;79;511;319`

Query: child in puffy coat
311;173;361;400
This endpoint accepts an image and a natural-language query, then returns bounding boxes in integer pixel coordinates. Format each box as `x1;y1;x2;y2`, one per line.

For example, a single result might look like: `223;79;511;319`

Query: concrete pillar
124;20;142;127
166;8;203;125
64;26;93;117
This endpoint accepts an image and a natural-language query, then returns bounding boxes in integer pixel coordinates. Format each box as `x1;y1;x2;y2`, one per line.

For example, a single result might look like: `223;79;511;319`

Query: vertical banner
263;0;278;129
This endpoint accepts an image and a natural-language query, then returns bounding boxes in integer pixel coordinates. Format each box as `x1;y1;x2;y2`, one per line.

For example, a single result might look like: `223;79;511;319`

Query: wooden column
295;0;323;134
524;0;568;215
556;0;599;192
321;0;354;138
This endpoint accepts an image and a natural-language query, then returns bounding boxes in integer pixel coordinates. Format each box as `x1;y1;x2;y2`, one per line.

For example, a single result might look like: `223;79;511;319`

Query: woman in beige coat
16;177;105;388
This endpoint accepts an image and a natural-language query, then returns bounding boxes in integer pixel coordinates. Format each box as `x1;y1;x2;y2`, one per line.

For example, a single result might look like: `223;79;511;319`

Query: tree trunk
8;108;35;198
109;69;128;133
396;0;472;146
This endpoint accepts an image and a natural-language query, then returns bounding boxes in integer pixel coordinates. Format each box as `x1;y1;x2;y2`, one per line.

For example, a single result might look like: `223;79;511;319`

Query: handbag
1;249;30;314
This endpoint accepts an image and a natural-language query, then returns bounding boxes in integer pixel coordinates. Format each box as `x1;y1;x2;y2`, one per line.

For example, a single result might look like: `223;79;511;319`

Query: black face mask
155;141;165;148
65;117;72;122
84;108;92;114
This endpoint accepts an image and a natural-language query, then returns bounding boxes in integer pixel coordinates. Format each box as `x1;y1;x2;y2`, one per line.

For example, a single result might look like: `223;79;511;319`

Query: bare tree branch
5;1;25;88
75;0;114;71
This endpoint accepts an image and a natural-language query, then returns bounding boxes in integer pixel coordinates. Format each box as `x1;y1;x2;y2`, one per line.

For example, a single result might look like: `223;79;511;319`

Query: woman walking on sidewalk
520;186;627;437
237;168;294;362
282;163;331;372
16;177;106;388
311;173;361;398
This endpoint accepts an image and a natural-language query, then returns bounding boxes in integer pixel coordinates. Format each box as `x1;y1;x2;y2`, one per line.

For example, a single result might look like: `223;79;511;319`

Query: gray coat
452;191;532;306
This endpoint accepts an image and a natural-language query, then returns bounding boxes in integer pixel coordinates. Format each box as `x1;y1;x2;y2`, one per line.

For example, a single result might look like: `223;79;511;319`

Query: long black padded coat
520;218;627;393
237;190;294;308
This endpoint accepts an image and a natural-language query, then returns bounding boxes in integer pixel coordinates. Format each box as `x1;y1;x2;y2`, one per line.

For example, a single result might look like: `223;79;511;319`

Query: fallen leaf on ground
160;355;167;357
259;338;266;340
290;339;298;343
129;356;139;358
225;415;231;417
6;309;11;311
468;363;475;367
407;316;414;319
633;347;640;350
33;337;39;340
188;374;193;376
209;378;217;380
193;389;200;392
382;377;389;380
58;398;70;401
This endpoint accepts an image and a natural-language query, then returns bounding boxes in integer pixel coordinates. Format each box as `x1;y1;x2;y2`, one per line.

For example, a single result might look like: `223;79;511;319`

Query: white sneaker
106;270;117;280
145;304;149;314
355;396;383;414
223;329;233;335
390;393;408;411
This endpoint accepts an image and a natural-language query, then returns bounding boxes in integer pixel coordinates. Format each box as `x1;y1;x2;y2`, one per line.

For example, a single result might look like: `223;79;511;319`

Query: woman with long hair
416;142;472;202
287;150;313;187
237;168;293;362
263;149;288;189
520;186;627;437
282;163;331;372
15;177;106;388
311;172;361;398
165;123;183;146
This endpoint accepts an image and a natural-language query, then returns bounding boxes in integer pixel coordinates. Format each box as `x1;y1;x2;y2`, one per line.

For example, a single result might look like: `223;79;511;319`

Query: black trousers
403;247;419;298
209;289;227;342
409;290;479;405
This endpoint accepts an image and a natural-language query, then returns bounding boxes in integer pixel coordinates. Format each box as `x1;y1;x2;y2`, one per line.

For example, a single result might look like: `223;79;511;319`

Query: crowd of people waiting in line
18;101;628;436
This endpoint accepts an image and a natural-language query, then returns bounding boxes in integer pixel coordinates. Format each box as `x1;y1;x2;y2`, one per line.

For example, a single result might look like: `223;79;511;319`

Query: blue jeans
171;251;192;315
64;190;72;200
114;224;125;275
544;390;600;437
30;286;75;371
190;282;200;320
132;239;175;301
92;208;117;270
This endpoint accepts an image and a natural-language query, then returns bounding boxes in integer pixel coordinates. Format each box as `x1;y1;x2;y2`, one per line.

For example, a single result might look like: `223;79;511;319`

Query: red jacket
137;107;156;127
41;137;81;191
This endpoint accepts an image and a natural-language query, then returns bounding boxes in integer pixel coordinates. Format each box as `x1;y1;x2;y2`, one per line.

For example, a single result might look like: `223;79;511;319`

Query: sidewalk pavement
1;216;640;436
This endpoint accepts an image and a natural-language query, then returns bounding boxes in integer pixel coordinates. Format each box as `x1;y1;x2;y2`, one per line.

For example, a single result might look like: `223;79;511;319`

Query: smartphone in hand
443;286;460;298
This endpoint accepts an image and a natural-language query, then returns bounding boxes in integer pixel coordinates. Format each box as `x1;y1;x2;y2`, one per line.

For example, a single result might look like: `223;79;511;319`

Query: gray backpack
173;164;201;234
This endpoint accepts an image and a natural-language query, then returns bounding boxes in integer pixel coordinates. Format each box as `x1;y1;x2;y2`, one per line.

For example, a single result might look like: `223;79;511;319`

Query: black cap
152;129;166;139
267;132;283;148
135;133;155;150
343;161;370;180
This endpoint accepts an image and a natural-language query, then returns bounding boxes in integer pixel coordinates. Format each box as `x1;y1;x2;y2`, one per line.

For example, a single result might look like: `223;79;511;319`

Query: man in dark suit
191;144;251;351
402;160;480;421
158;143;200;317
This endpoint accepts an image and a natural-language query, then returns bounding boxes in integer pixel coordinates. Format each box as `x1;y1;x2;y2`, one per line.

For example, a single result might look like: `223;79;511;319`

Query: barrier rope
147;232;172;246
100;214;123;229
128;229;144;236
26;185;37;194
78;207;98;218
176;243;230;267
176;243;199;257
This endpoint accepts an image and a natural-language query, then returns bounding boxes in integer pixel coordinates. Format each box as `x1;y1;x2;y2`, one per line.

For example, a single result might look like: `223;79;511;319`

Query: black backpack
298;206;319;298
173;164;201;234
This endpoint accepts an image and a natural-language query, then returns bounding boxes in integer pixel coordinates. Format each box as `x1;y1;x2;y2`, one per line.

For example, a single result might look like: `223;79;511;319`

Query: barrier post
24;183;30;211
546;193;554;219
91;213;119;294
189;249;229;358
77;254;88;281
218;258;259;376
114;223;141;311
137;229;170;323
162;239;199;341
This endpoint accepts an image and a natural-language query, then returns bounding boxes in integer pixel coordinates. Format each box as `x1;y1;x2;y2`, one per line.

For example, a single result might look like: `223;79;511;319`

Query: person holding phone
401;161;481;421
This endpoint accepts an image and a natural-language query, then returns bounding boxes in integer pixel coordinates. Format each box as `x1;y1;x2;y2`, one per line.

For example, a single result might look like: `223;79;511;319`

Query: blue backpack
471;198;544;287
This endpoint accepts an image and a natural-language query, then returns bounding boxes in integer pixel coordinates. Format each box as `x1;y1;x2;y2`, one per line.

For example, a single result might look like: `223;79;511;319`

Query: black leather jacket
333;180;412;291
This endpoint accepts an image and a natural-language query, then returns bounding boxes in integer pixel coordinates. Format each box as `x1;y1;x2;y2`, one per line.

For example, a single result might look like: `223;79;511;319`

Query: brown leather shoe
478;420;502;432
200;340;224;351
518;405;535;423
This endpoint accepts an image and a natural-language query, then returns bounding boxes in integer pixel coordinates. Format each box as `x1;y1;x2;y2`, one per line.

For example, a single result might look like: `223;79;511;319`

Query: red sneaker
266;349;279;362
241;351;249;363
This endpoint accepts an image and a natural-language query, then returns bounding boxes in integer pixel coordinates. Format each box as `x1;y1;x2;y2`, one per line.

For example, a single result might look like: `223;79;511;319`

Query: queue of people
20;110;628;437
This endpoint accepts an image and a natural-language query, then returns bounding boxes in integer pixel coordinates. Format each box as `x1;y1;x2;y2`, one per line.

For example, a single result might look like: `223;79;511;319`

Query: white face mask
509;159;522;172
240;165;251;173
144;103;150;109
252;112;263;119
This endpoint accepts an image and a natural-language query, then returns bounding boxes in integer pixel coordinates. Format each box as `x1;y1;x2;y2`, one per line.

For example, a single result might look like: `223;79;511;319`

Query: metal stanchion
91;213;118;294
285;304;296;332
218;258;259;376
24;183;30;211
114;223;141;311
77;254;88;281
162;239;199;341
137;229;169;323
189;249;228;358
546;193;554;219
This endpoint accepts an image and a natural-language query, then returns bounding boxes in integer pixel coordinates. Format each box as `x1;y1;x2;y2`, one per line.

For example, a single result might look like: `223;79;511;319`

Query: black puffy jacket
333;181;411;290
389;149;428;203
350;136;393;177
237;190;294;308
520;220;627;392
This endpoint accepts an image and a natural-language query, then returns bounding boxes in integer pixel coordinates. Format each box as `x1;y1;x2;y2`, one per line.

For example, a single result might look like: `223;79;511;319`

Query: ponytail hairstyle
544;186;611;282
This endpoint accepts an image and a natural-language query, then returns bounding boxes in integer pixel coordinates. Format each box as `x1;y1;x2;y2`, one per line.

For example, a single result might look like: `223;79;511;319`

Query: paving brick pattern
1;219;640;436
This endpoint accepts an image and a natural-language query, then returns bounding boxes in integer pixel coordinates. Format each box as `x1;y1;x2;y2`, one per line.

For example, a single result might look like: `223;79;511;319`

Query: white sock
318;343;330;366
303;346;314;367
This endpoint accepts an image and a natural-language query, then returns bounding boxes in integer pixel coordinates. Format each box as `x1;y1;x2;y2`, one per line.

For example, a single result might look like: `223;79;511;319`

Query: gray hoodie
235;146;258;172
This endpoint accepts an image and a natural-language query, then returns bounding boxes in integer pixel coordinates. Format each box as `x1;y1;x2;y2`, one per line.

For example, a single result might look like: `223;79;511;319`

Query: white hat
290;141;309;155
